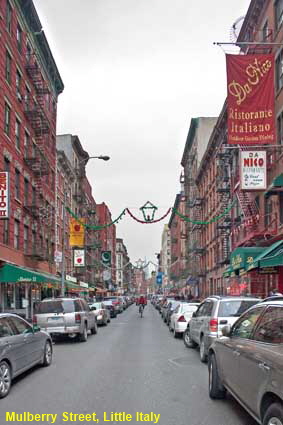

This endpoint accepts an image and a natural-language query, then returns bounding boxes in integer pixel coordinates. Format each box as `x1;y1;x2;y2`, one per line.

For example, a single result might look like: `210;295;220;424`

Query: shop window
14;219;20;250
6;0;12;33
4;102;11;136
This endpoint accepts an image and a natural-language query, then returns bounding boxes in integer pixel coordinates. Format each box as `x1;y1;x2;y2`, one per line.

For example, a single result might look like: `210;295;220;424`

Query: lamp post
60;154;110;297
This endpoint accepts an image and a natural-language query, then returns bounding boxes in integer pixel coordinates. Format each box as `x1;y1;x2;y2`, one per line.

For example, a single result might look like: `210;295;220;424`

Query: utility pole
61;190;66;296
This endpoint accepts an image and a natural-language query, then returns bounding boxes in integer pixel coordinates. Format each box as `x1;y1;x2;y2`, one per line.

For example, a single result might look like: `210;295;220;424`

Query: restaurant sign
0;172;9;219
226;54;275;145
240;151;266;190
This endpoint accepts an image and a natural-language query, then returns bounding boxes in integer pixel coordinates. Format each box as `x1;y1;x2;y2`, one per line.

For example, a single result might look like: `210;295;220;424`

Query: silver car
0;313;52;398
184;296;260;362
35;297;97;342
208;297;283;425
89;302;110;325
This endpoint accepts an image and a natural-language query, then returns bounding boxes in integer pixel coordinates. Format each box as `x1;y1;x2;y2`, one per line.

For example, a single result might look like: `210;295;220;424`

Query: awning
247;240;283;271
230;247;265;272
0;263;61;284
223;266;233;278
265;173;283;197
259;241;283;268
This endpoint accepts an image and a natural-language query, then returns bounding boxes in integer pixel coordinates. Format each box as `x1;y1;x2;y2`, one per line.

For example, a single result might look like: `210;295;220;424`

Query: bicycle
139;304;144;318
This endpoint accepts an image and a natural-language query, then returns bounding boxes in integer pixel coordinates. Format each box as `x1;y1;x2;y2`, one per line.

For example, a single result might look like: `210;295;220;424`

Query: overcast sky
33;0;250;268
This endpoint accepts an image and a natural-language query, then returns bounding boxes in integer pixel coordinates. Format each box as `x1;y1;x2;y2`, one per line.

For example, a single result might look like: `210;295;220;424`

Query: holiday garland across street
66;198;238;230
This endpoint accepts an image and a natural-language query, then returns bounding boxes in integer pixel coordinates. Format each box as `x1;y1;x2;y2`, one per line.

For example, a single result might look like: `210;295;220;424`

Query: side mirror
192;312;197;318
221;324;231;337
33;324;41;332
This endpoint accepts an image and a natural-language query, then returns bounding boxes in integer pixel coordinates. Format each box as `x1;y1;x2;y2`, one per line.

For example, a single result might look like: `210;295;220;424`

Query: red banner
226;54;275;145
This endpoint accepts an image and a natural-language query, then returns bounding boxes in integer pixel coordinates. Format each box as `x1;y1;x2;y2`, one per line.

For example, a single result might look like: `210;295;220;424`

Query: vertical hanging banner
0;172;9;219
69;218;85;246
73;249;85;267
226;54;275;145
240;151;267;190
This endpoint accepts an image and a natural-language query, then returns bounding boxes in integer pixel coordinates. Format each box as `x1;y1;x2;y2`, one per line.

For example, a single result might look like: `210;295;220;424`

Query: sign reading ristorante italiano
226;54;275;145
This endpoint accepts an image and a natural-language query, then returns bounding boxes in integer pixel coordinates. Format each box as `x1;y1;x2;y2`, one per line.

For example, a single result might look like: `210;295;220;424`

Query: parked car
161;299;174;320
103;296;123;313
89;302;110;325
102;300;117;318
164;300;181;325
34;297;97;342
169;303;200;337
208;296;283;425
0;313;52;398
184;296;260;362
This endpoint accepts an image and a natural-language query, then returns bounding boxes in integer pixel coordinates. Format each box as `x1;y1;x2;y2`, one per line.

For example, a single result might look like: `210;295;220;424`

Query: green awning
65;281;79;289
259;241;283;268
247;240;283;271
223;266;233;278
0;264;61;284
265;173;283;197
231;247;265;271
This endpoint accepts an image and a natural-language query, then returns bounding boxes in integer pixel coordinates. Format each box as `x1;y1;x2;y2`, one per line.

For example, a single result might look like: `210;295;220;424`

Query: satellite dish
230;16;245;43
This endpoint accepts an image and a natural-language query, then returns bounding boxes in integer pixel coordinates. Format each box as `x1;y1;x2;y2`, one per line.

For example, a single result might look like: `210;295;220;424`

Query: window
32;230;36;253
16;25;22;52
262;21;270;41
4;102;11;136
4;157;10;172
6;0;12;33
32;186;36;205
275;0;283;29
277;111;283;145
5;50;12;84
3;220;9;245
24;131;29;157
253;306;283;343
276;50;283;92
231;307;263;339
15;118;20;149
14;219;20;249
24;225;29;252
24;178;29;205
0;318;14;338
16;70;21;98
15;169;20;199
264;197;273;227
9;316;32;335
26;41;31;62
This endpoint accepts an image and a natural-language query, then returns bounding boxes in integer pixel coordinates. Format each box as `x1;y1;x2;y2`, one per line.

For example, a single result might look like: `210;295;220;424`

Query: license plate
49;317;61;321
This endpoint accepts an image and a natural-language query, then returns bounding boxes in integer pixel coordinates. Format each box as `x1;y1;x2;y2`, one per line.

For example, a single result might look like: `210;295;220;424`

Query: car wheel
0;361;12;399
79;324;88;342
208;354;226;399
263;403;283;425
91;323;98;335
200;337;208;363
107;318;111;323
42;340;52;366
183;328;197;348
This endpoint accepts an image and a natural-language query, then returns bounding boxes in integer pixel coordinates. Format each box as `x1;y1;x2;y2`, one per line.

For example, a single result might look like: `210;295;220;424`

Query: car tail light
209;318;218;332
33;315;37;324
75;313;81;323
177;315;186;322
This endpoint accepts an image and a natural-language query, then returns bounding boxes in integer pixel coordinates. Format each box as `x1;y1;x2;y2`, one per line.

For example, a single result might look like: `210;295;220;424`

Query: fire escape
23;55;53;261
231;148;277;248
215;151;232;265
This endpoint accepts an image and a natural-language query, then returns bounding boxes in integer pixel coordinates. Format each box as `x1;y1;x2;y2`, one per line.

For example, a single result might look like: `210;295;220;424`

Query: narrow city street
0;304;256;425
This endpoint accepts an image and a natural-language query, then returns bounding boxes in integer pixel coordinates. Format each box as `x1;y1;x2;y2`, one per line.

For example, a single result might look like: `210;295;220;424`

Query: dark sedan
0;313;52;398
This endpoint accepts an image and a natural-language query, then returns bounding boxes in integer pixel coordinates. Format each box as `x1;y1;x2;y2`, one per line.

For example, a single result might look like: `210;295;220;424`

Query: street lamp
60;154;110;296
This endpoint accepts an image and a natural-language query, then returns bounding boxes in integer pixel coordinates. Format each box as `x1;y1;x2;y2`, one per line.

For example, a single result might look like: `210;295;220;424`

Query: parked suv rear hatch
35;299;75;330
216;299;260;336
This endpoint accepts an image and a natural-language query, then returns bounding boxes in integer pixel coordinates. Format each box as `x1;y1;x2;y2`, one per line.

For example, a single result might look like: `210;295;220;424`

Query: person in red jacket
137;295;147;306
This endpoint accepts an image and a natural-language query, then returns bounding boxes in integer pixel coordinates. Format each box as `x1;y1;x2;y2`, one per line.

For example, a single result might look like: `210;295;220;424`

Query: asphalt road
1;304;257;425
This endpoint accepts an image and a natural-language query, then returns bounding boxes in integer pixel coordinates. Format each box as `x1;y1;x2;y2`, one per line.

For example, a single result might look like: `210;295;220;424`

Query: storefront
0;263;61;319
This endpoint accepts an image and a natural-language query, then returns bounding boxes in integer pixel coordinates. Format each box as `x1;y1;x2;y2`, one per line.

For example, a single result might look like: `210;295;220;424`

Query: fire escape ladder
235;189;259;222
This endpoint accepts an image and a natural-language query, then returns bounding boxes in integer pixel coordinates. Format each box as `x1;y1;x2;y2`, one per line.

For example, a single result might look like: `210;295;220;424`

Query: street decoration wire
65;198;237;230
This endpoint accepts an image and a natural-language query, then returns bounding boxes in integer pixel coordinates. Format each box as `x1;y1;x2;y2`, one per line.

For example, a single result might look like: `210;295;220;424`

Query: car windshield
35;300;74;314
91;303;102;309
218;300;259;317
182;305;199;313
